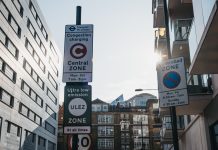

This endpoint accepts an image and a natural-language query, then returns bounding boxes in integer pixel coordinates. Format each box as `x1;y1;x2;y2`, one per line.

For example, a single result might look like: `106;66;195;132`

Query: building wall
188;0;216;61
179;115;208;150
0;0;62;149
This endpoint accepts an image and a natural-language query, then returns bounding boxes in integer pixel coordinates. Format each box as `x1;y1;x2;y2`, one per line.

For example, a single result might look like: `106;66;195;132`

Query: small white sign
63;24;93;82
157;57;188;107
64;126;91;134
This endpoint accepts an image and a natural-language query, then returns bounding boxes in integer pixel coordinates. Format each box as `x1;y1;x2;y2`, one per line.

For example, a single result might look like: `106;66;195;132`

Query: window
25;39;45;73
0;57;16;82
0;28;19;59
45;121;56;135
25;130;36;143
19;103;42;125
0;87;14;107
46;104;56;120
27;19;46;55
49;57;58;76
133;115;148;124
133;126;149;137
98;126;114;137
11;0;23;17
0;1;21;37
29;1;48;41
21;80;43;107
98;139;114;149
47;88;57;105
23;59;44;90
48;141;56;150
6;121;21;137
210;121;218;150
38;136;46;147
48;72;58;90
98;115;114;124
50;42;59;63
120;121;130;131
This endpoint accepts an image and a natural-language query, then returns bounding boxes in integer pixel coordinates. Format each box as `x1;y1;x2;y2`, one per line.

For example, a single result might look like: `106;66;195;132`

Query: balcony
172;19;192;68
160;116;184;143
168;0;193;18
189;1;218;74
155;28;168;59
160;74;213;116
153;0;165;28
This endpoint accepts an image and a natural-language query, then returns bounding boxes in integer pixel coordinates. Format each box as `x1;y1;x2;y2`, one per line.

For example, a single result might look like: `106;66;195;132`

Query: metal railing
174;18;193;41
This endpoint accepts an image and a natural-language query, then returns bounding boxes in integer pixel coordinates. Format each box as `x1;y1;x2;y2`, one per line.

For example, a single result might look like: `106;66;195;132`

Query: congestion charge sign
64;85;91;134
157;57;188;107
63;24;93;83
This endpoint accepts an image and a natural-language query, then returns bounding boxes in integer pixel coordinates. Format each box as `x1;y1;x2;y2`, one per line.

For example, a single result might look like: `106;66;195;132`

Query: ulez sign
157;57;189;107
64;85;91;134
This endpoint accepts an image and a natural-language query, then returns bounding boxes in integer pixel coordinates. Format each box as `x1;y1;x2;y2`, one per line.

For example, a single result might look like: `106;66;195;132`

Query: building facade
152;0;218;149
0;0;62;149
91;93;161;150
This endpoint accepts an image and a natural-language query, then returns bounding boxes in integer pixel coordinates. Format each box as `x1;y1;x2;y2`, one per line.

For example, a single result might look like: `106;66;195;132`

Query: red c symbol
70;43;87;59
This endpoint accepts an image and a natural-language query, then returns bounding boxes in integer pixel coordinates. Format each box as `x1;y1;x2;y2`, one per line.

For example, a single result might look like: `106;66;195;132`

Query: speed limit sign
78;134;91;150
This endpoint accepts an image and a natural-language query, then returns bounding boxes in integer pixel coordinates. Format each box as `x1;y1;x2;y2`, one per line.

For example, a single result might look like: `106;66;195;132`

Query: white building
0;0;62;149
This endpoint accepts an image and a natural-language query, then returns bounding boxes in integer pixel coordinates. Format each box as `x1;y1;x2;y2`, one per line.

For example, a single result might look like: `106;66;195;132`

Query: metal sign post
63;6;93;150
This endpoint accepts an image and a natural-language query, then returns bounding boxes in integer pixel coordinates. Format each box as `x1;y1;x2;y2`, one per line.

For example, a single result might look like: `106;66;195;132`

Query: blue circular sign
163;71;181;89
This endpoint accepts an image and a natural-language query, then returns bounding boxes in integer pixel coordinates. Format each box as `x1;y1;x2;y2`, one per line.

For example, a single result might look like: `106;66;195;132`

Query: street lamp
135;89;158;92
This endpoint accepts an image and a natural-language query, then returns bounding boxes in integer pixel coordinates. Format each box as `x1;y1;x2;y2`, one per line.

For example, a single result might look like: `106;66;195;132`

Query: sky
36;0;158;104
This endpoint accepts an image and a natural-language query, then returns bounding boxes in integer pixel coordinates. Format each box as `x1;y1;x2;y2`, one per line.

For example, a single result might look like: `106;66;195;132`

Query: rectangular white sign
157;57;188;107
64;126;91;134
63;24;93;82
159;89;188;107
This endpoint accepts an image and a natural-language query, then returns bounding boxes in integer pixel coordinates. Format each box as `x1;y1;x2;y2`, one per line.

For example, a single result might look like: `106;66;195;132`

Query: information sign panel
157;57;188;107
63;24;93;82
64;85;91;134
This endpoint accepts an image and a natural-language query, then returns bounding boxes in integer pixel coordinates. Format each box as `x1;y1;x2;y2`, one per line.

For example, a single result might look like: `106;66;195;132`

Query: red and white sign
63;24;93;82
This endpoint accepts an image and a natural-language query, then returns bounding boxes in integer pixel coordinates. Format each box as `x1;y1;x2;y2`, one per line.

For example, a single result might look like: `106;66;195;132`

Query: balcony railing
162;116;185;130
174;18;193;41
153;0;163;12
187;73;213;95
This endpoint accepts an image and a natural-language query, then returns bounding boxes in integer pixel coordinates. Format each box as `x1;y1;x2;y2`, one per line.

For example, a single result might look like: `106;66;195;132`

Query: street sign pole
71;6;82;150
163;0;179;150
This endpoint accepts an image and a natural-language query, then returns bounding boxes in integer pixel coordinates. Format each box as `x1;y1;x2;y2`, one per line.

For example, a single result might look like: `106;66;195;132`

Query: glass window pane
28;23;35;36
29;111;35;121
36;96;43;107
36;17;42;28
10;17;19;35
0;29;6;44
33;53;39;63
40;43;46;55
2;90;11;106
7;40;17;57
5;65;14;80
38;78;44;89
35;115;41;125
32;71;38;82
26;40;34;55
30;90;36;101
21;105;28;116
39;60;45;72
0;2;9;19
35;34;40;46
23;83;30;95
24;61;32;75
30;4;37;19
